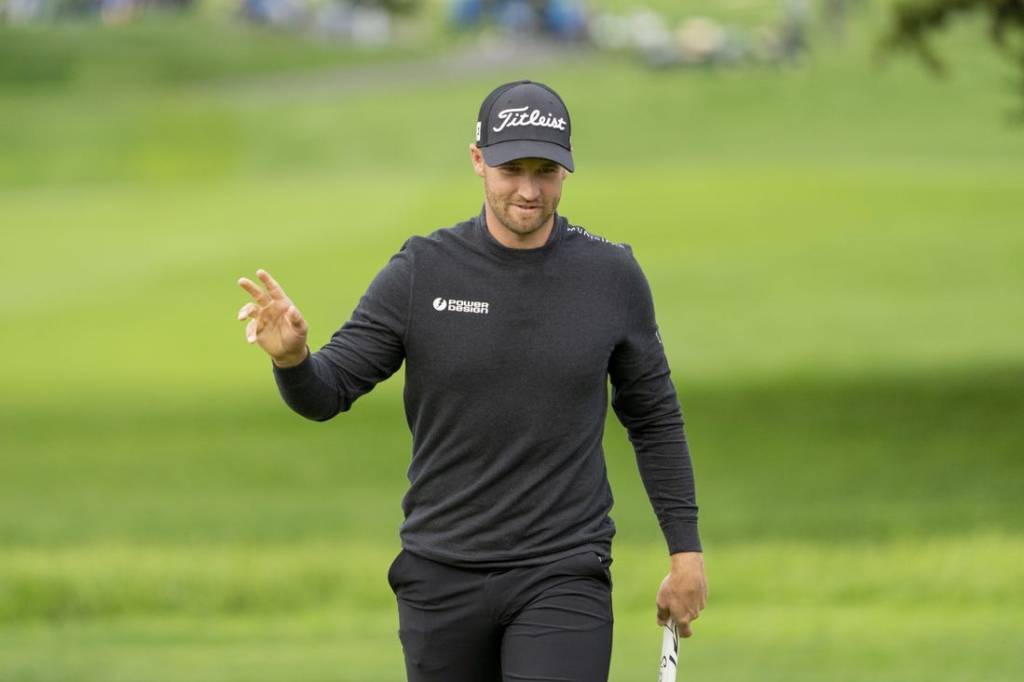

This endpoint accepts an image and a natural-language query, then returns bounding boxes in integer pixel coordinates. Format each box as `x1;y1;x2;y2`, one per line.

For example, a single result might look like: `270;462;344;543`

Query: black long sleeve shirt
272;207;700;568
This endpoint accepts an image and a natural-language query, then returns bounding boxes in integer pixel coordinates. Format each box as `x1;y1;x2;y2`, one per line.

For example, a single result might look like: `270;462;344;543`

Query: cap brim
480;140;574;173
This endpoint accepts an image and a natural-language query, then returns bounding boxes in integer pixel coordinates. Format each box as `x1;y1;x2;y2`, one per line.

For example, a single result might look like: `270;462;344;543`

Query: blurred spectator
314;0;392;44
781;0;809;59
590;8;671;52
241;0;413;41
241;0;309;28
3;0;48;23
668;17;745;68
450;0;587;40
754;0;807;64
1;0;193;23
591;4;811;69
677;17;724;65
101;0;138;24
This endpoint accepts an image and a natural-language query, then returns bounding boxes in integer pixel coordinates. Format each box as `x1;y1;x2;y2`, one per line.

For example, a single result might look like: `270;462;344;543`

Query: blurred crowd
0;0;413;31
1;0;865;67
2;0;190;24
591;2;811;67
450;0;586;40
447;0;822;66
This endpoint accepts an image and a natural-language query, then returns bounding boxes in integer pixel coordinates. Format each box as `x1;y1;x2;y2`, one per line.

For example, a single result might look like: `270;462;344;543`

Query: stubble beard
486;182;559;239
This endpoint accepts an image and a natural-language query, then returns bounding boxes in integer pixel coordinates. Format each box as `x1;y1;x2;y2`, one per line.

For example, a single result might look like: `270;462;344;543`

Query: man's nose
517;176;541;201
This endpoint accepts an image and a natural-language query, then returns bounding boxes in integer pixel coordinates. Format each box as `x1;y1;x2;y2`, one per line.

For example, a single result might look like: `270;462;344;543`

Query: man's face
470;144;568;239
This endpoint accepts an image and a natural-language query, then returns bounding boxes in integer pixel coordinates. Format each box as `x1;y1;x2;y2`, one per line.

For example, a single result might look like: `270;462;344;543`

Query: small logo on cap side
493;106;567;133
475;121;481;142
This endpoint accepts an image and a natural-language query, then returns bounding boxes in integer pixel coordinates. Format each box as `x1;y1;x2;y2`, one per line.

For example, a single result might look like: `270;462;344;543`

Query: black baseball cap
475;80;574;172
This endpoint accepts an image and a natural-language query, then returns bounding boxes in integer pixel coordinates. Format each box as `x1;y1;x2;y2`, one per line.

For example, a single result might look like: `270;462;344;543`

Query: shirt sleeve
608;250;701;554
271;241;412;422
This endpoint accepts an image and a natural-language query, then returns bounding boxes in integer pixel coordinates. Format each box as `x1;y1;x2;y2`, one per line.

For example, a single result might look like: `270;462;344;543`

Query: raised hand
236;269;309;368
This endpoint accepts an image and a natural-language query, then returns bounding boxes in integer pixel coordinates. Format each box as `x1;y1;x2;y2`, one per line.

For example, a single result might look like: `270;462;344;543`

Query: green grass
2;367;1021;547
1;538;1021;680
1;4;1023;681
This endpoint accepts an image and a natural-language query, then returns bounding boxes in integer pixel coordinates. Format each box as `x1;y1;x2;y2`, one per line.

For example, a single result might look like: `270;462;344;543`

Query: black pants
387;548;614;682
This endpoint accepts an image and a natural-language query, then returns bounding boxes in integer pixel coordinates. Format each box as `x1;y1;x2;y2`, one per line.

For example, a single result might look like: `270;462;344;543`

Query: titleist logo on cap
492;106;568;133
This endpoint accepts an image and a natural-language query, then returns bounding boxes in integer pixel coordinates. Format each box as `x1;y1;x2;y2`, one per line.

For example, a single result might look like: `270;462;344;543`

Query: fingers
246;318;259;343
237;270;305;348
665;610;699;637
238;276;272;306
237;302;260;321
257;268;287;301
659;608;699;629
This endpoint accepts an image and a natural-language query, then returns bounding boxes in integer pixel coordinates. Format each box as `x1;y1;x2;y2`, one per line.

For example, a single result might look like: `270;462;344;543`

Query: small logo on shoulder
433;297;448;311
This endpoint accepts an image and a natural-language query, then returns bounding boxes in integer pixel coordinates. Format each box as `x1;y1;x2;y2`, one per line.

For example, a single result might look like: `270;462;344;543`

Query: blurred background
1;0;1022;680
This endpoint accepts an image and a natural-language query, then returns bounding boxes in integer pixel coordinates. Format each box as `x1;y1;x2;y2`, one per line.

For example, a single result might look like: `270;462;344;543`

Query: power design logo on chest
432;297;490;315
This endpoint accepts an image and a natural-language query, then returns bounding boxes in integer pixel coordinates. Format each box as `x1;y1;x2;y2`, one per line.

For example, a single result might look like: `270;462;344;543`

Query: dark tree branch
880;0;1024;113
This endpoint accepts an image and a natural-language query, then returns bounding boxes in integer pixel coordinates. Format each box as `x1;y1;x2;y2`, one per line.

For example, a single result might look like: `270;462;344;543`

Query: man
236;80;707;682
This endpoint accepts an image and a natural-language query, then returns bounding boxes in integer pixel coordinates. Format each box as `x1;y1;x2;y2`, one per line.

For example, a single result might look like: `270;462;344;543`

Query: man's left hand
656;551;707;637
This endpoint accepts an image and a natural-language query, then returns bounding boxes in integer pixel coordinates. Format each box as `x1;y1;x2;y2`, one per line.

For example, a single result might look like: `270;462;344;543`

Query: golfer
236;80;707;681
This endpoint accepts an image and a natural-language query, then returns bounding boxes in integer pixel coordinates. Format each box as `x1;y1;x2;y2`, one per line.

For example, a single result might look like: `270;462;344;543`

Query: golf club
659;619;679;681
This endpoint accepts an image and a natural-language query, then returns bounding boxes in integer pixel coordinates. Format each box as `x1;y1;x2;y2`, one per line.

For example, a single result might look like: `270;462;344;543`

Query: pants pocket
592;552;613;589
397;604;434;671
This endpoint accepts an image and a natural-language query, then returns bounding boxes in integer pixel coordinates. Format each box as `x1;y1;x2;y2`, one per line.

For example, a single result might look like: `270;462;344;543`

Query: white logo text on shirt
433;297;490;315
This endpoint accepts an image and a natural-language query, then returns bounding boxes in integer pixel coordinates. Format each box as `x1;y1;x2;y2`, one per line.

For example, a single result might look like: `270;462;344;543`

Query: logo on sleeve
432;296;489;315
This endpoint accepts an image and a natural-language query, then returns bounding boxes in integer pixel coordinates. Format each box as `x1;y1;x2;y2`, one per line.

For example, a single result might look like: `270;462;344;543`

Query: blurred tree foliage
882;0;1024;110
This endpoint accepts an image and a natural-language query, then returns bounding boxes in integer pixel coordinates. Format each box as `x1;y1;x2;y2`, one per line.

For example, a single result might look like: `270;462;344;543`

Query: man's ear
469;143;486;178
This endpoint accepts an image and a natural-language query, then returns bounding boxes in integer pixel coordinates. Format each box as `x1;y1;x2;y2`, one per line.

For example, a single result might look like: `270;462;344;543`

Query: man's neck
484;204;555;250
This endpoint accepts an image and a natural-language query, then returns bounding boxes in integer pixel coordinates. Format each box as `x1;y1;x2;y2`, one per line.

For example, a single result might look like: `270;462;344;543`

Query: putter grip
659;620;678;682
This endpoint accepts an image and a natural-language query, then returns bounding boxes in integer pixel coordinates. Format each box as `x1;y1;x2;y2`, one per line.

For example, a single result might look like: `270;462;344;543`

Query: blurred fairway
1;3;1023;681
